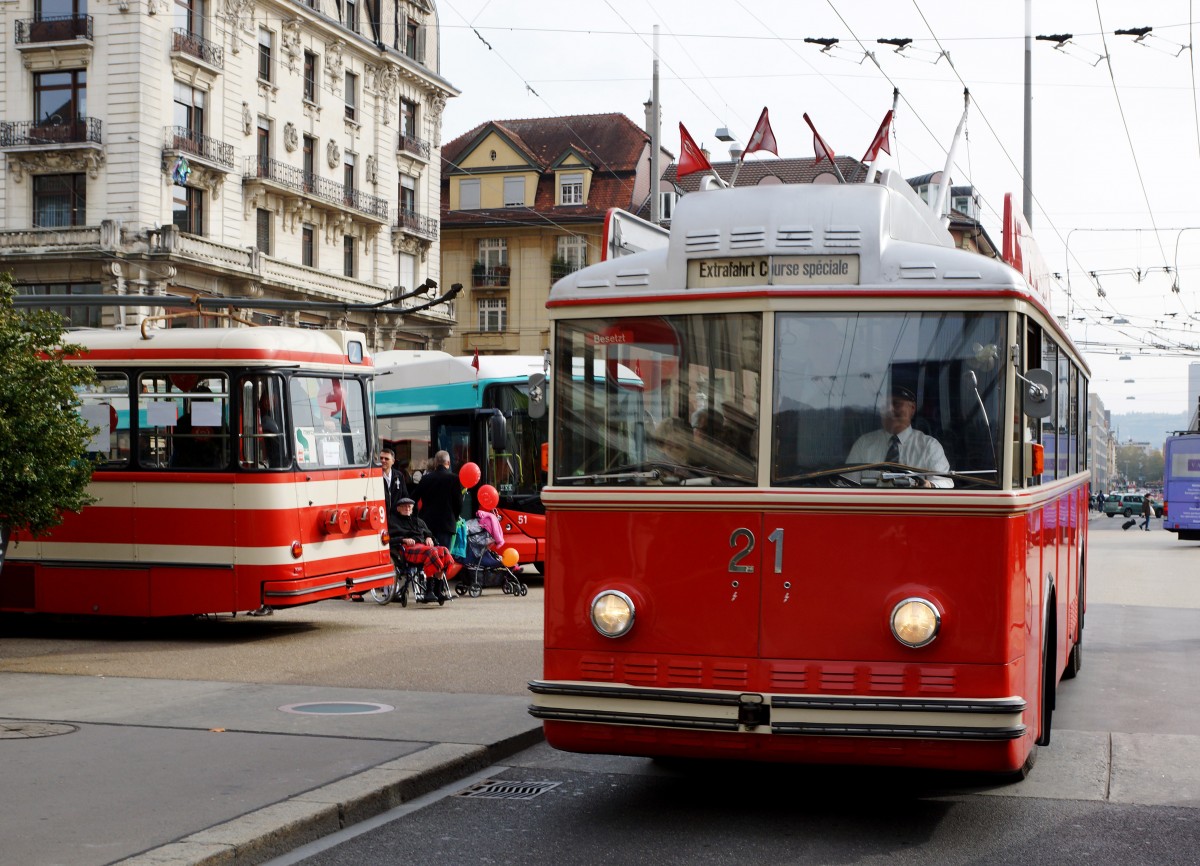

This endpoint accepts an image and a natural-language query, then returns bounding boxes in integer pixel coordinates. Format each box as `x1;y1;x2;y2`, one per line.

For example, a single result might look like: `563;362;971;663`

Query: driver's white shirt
846;427;953;488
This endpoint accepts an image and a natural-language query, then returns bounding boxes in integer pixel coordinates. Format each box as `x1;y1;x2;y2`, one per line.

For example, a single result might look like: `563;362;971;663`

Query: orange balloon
477;484;499;511
458;462;481;488
501;547;520;568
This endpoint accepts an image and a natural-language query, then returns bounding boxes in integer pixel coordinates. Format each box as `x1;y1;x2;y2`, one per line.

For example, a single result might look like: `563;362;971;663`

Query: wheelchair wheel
398;579;408;607
413;574;428;602
368;581;397;605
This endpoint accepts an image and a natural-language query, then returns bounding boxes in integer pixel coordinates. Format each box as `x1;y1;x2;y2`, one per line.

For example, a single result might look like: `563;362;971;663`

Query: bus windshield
773;311;1007;489
483;382;547;503
554;312;762;486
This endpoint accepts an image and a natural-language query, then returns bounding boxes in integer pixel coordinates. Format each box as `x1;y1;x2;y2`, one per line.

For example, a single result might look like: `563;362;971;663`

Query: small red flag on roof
677;123;713;178
743;107;778;158
803;113;836;165
861;110;894;164
471;348;480;371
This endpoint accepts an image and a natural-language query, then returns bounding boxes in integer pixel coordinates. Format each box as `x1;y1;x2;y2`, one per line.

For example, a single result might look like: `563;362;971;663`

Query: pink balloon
477;484;499;511
458;462;481;488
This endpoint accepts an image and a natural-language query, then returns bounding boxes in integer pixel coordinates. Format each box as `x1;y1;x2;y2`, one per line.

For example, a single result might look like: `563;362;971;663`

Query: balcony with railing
171;28;224;70
15;15;93;43
398;132;431;161
243;157;388;223
471;265;511;288
394;209;438;240
0;117;102;149
162;126;235;171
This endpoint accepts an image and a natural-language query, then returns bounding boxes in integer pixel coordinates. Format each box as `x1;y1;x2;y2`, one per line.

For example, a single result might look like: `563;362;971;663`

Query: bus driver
846;383;952;488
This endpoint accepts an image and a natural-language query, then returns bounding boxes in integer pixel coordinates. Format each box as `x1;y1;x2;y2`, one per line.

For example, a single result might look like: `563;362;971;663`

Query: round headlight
590;590;635;638
890;597;940;648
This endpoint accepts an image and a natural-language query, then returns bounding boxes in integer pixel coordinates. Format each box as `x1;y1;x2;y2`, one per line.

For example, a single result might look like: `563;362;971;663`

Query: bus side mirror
490;413;508;452
1019;368;1053;419
528;372;546;419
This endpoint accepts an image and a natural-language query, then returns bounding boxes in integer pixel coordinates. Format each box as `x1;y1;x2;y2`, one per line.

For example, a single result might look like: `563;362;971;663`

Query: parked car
1103;493;1162;518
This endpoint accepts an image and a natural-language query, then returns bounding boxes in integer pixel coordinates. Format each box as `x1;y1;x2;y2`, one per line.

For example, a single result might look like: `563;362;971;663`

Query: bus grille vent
730;227;766;250
615;269;651;287
623;660;658;684
918;668;956;693
667;661;702;686
768;664;808;691
899;262;938;279
819;666;856;691
824;226;862;248
685;229;722;253
868;670;905;692
712;662;749;688
776;226;814;248
579;656;615;680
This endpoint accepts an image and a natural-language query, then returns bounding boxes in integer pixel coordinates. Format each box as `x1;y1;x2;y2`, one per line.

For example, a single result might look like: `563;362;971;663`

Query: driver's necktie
885;435;900;463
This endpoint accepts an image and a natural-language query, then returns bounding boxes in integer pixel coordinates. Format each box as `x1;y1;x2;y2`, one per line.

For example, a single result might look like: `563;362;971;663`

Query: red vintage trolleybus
529;174;1088;776
2;325;395;617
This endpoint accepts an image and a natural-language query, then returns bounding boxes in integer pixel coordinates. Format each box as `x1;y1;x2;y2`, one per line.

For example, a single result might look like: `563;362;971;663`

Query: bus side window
240;376;288;469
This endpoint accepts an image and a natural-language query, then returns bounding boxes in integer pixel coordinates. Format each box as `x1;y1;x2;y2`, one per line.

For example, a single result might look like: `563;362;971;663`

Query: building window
343;151;355;206
559;172;584;205
257;28;273;83
173;81;205;135
256;118;270;173
556;235;588;272
399;174;415;214
400;98;417;137
173;0;205;37
343;235;355;278
405;18;420;60
302;134;316;191
344;71;357;121
344;0;357;30
33;174;85;227
478;237;507;269
17;283;103;328
172;185;203;235
459;178;480;210
255;208;271;254
301;223;315;267
503;176;525;207
303;51;317;103
34;69;86;126
477;297;507;333
659;190;677;221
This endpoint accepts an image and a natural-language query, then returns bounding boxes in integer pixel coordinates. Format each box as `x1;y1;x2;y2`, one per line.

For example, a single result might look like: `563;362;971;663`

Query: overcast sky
435;1;1200;418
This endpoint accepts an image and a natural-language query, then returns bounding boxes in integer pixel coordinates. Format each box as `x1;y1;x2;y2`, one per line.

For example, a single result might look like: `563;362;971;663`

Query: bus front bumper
528;680;1027;741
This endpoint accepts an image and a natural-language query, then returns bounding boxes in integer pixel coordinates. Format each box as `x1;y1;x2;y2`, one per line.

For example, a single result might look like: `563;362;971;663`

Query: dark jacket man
414;450;462;548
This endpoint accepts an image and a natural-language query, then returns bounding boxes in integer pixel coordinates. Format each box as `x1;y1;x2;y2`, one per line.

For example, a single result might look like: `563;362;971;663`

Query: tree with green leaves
0;275;97;566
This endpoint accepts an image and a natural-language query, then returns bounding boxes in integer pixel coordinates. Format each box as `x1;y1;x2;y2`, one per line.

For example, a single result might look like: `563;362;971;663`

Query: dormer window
559;172;583;206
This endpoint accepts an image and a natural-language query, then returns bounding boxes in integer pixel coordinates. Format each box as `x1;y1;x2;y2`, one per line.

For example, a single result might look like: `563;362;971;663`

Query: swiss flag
803;113;836;165
677;123;713;178
471;349;480;371
861;110;893;163
743;107;778;157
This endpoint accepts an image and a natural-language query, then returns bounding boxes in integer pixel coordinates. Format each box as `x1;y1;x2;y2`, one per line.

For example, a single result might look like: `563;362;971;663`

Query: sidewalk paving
0;672;543;866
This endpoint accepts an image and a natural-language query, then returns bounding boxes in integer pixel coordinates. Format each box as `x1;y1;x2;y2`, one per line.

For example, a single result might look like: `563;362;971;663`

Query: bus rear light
290;541;303;558
590;590;635;638
890;597;941;648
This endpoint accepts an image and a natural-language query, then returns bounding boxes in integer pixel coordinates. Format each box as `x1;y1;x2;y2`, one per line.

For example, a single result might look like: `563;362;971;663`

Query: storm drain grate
0;721;78;739
455;779;561;800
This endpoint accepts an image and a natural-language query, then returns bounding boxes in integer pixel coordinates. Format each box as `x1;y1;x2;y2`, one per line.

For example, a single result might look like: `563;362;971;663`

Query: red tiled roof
441;113;651;227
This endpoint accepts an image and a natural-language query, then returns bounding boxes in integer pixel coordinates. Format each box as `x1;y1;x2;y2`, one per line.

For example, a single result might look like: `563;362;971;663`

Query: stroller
453;517;527;598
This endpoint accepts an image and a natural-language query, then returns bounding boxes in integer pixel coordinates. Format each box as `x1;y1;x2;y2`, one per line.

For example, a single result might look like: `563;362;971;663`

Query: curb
115;726;545;866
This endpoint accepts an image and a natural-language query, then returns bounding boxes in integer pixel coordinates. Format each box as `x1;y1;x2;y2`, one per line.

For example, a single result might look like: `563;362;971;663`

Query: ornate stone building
0;0;457;347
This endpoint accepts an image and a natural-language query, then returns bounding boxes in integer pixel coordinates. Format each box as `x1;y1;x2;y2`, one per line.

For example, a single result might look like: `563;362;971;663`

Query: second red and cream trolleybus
529;172;1088;776
2;325;395;617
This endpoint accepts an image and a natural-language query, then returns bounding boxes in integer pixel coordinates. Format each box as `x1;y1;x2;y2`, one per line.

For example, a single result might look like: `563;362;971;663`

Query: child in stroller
453;509;527;598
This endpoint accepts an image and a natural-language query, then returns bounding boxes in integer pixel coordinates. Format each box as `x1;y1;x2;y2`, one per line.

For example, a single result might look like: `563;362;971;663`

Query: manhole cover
278;702;394;715
0;721;78;739
455;779;560;800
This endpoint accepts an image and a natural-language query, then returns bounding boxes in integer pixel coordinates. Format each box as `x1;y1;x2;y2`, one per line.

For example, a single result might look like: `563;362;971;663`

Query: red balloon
477;484;499;511
458;462;481;488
